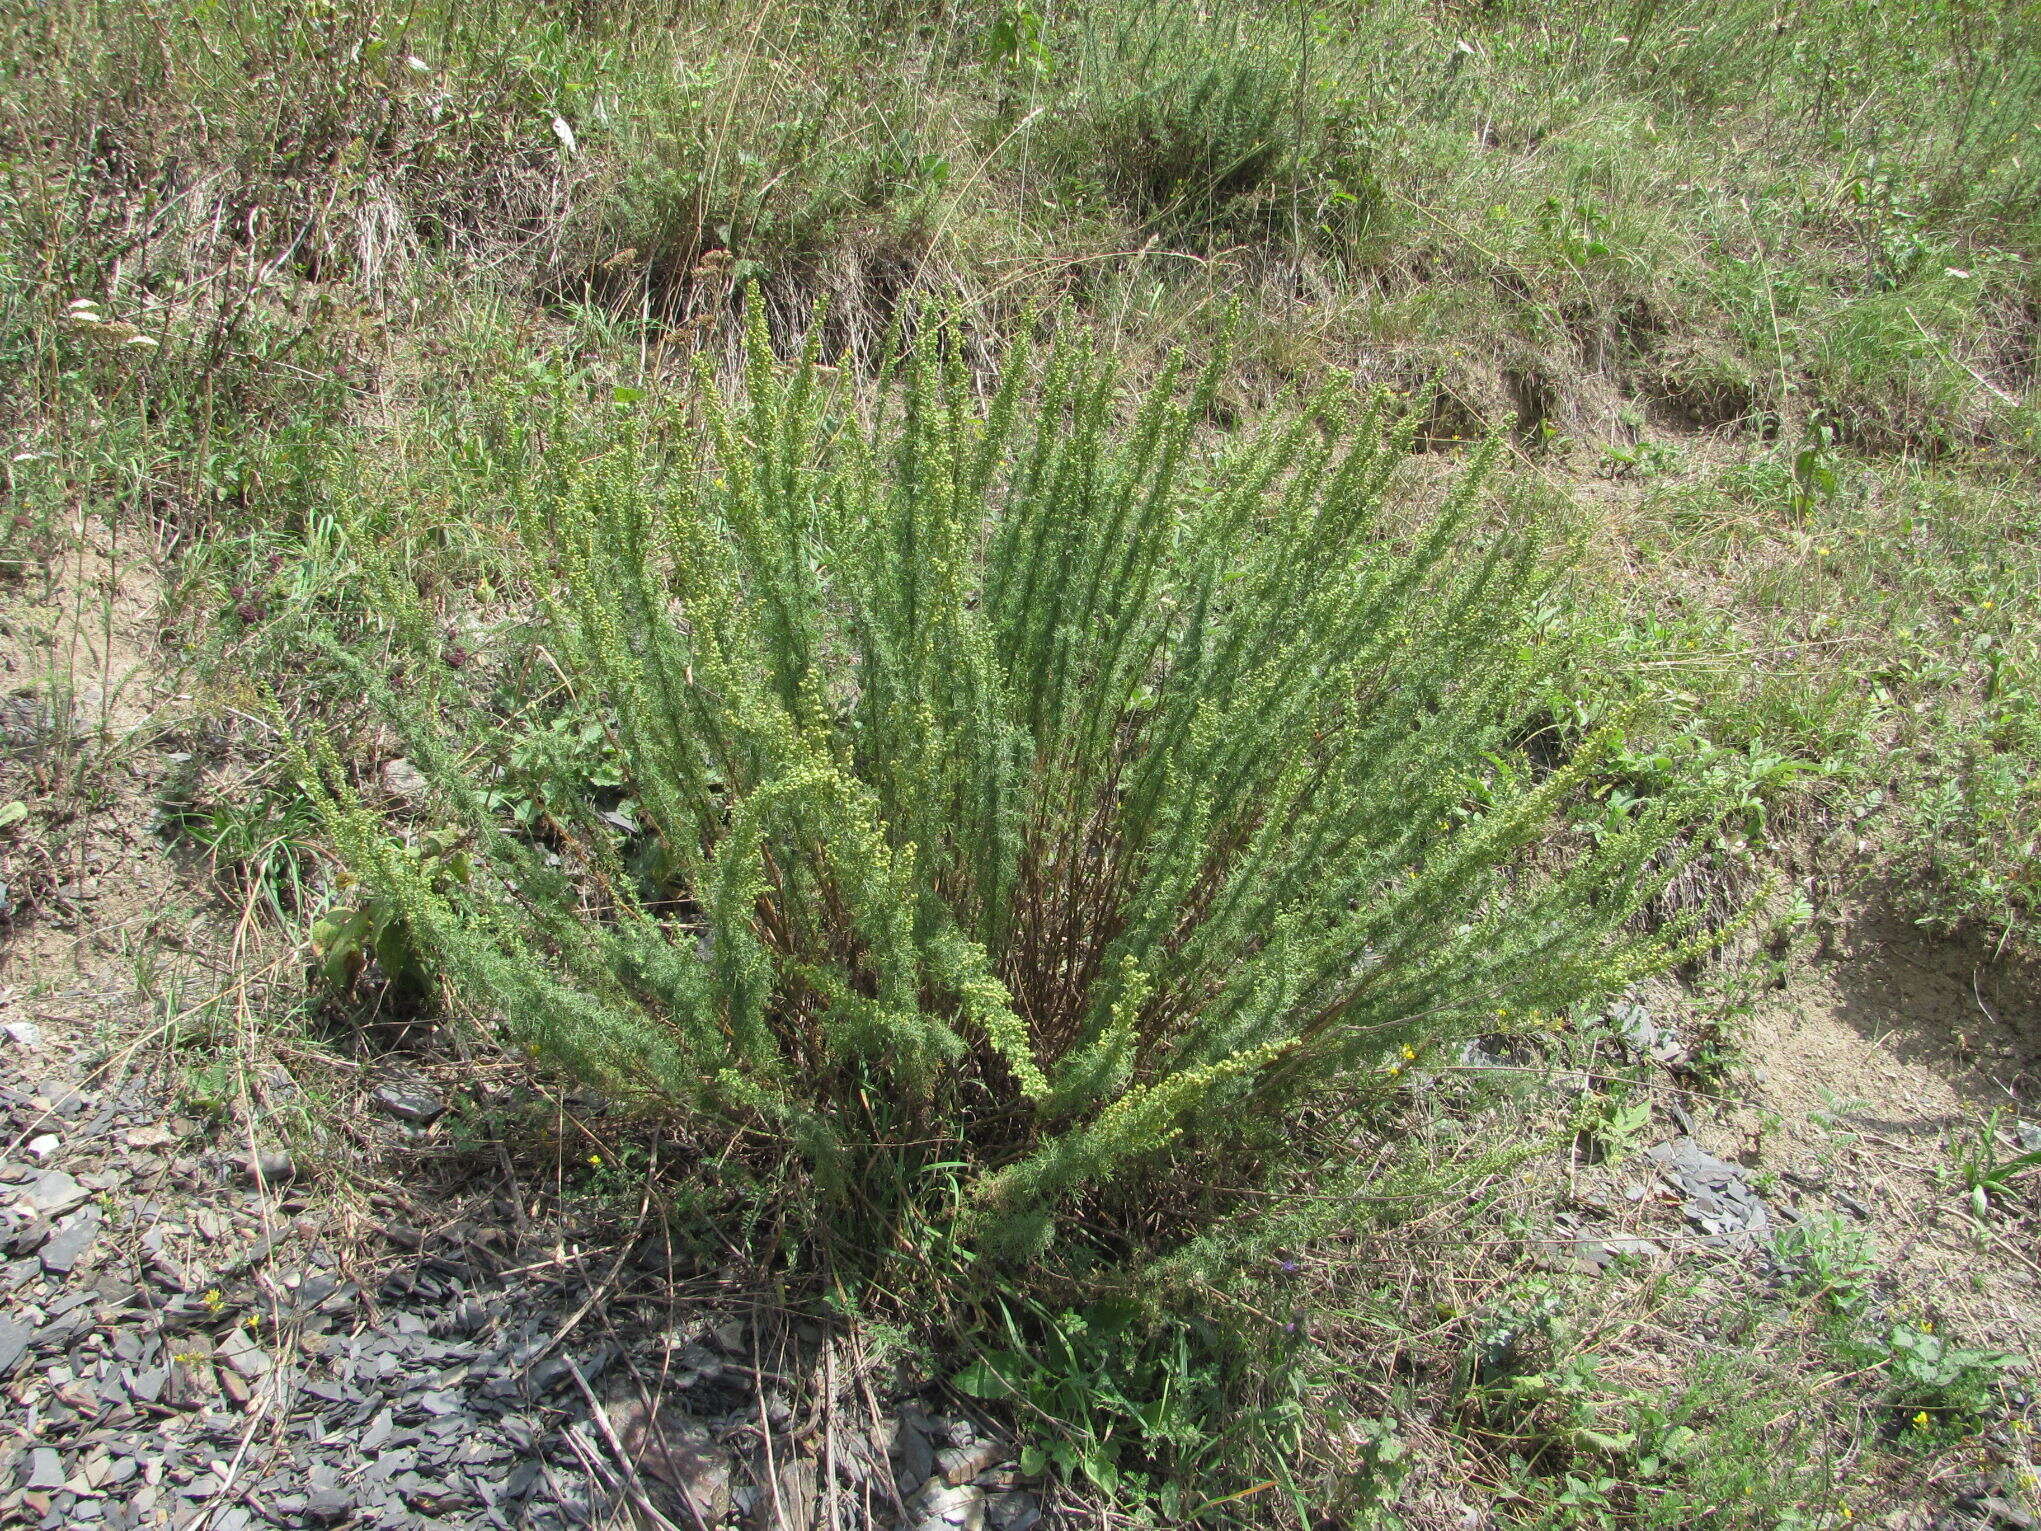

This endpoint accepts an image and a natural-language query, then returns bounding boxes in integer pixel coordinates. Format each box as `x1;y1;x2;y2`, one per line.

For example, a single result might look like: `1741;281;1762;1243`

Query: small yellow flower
1401;1044;1417;1061
1387;1064;1404;1078
1817;547;1831;556
1912;1410;1931;1430
587;1153;603;1167
1921;1321;1934;1334
1982;600;1994;610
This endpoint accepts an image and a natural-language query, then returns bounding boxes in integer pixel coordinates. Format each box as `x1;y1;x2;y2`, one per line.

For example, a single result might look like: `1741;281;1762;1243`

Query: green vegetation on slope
3;0;2039;1522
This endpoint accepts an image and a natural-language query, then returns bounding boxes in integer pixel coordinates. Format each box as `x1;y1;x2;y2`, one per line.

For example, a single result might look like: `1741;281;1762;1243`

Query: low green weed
1767;1212;1878;1316
1945;1109;2041;1220
308;829;470;1002
1571;1085;1654;1163
951;1299;1296;1514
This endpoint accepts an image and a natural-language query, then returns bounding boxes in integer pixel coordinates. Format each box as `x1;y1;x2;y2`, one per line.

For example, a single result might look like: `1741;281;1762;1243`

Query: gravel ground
0;1025;1041;1531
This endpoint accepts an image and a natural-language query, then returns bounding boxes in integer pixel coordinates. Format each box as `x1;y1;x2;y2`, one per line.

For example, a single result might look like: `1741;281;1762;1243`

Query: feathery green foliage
305;302;1702;1265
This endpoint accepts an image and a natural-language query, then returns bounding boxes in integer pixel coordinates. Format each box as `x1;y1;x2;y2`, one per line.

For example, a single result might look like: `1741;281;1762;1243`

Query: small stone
938;1442;1005;1487
379;759;429;799
905;1481;985;1531
370;1085;442;1125
124;1127;176;1151
985;1492;1040;1531
127;1367;167;1404
762;1459;816;1531
25;1450;64;1490
1973;1499;2039;1531
243;1153;295;1186
41;1212;100;1275
890;1412;935;1494
23;1169;89;1217
26;1135;59;1161
622;1413;732;1523
2;1020;42;1049
1604;1235;1663;1259
0;1317;29;1374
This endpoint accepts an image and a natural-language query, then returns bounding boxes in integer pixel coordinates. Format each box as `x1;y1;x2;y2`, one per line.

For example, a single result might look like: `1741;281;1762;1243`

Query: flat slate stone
214;1329;270;1380
371;1085;445;1125
24;1169;89;1217
40;1213;100;1275
304;1487;353;1524
0;1315;29;1374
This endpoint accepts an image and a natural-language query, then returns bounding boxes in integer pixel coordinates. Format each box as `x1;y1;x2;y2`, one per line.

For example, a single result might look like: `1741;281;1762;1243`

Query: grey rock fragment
1970;1497;2039;1531
904;1481;987;1531
244;1152;295;1186
40;1210;100;1275
0;1317;28;1375
1529;1231;1615;1274
1604;1235;1664;1259
1607;996;1686;1064
938;1441;1005;1487
2;1020;41;1049
304;1486;353;1525
891;1410;936;1493
215;1328;271;1380
614;1401;732;1522
762;1457;817;1531
370;1084;443;1124
23;1168;89;1216
985;1491;1041;1531
25;1448;64;1489
379;758;429;799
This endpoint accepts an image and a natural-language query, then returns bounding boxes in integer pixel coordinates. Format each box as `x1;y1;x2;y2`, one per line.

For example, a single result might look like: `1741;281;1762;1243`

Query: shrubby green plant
1905;647;2041;951
304;300;1708;1266
584;51;950;302
1054;4;1381;250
